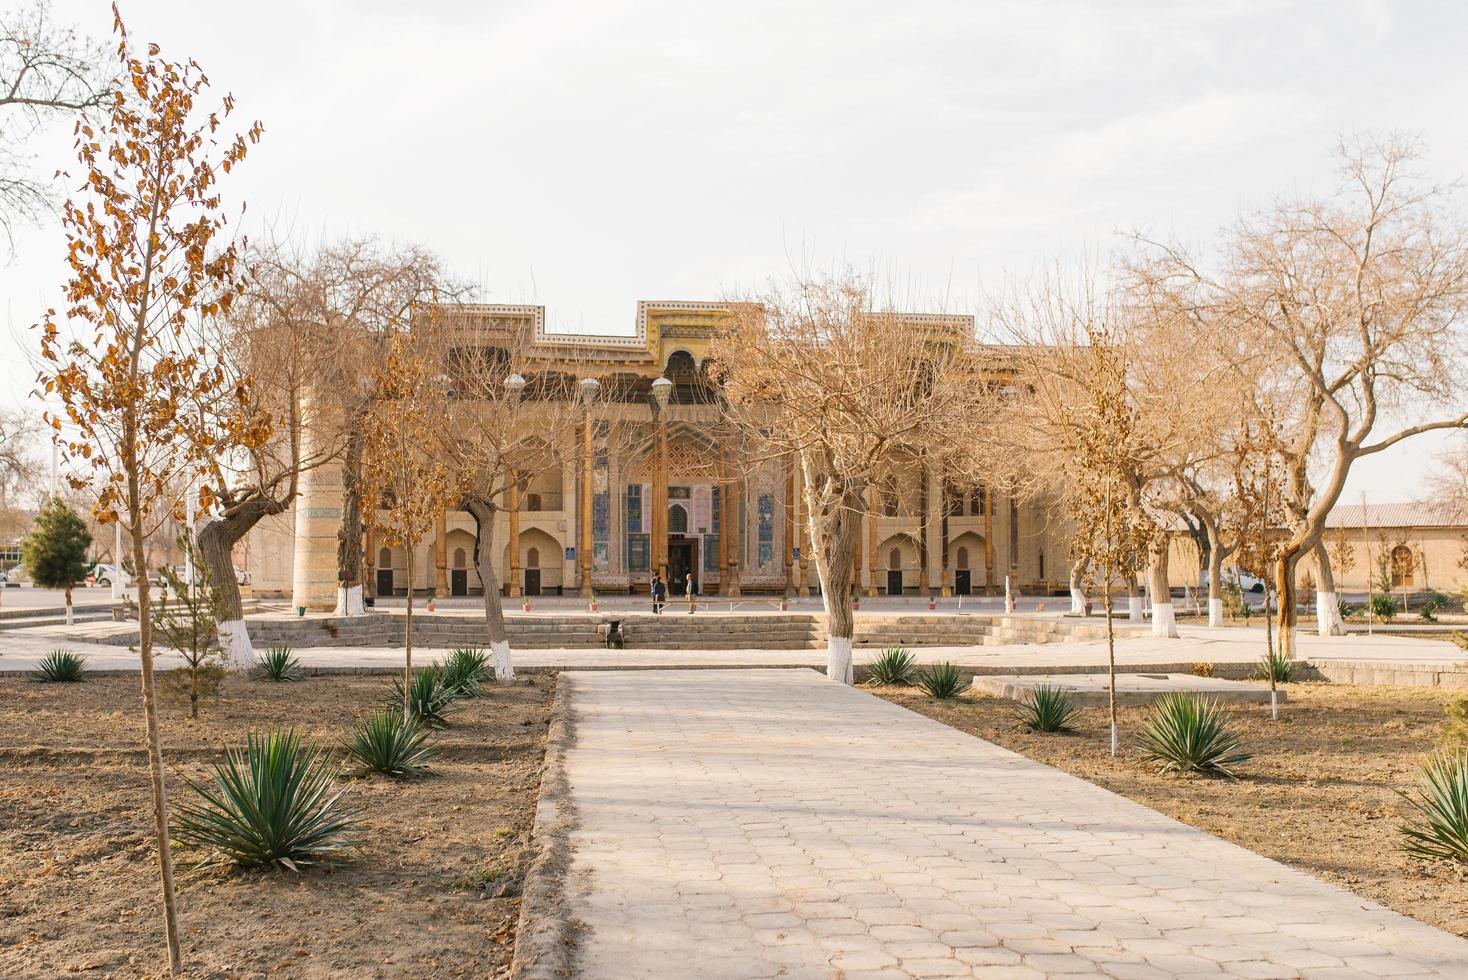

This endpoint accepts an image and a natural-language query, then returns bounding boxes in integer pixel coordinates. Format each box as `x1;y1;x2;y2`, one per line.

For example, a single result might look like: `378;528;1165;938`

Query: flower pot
426;602;436;613
522;602;531;612
779;600;789;612
589;600;598;612
295;605;305;617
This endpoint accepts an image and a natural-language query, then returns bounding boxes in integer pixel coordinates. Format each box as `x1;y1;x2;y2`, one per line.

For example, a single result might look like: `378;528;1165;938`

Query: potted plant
779;592;789;612
927;593;937;611
425;590;436;613
851;594;861;611
521;595;531;612
588;594;598;612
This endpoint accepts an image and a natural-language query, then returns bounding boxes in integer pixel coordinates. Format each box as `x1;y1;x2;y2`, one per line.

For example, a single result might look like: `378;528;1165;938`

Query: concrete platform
971;671;1286;705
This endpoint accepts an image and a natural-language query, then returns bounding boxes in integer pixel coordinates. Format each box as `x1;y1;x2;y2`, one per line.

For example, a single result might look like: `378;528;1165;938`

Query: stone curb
510;672;580;980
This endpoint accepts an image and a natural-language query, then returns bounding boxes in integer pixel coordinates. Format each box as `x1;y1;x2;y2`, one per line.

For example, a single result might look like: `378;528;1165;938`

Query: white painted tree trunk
1208;597;1224;627
492;639;515;681
1316;591;1346;636
826;636;854;684
333;584;365;617
1069;586;1086;615
220;618;255;669
1151;601;1179;638
65;598;74;626
1128;596;1144;622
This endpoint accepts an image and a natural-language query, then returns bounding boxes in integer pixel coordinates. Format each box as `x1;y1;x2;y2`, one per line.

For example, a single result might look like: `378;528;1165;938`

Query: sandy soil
874;680;1468;938
0;671;555;978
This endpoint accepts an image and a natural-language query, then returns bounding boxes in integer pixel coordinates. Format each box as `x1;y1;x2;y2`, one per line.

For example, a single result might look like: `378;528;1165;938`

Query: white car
90;564;127;587
1201;568;1267;594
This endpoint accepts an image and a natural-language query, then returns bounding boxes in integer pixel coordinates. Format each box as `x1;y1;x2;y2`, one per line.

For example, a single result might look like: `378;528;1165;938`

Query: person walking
650;573;666;614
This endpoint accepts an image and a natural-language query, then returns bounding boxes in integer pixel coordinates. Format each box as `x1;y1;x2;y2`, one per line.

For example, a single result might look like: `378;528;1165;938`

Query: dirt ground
0;670;555;979
874;680;1468;938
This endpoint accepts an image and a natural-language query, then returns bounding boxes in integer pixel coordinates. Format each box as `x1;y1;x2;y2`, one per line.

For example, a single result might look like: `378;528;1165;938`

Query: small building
1300;502;1468;594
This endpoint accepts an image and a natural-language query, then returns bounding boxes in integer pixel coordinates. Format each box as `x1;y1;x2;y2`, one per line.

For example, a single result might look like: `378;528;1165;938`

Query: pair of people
649;573;695;613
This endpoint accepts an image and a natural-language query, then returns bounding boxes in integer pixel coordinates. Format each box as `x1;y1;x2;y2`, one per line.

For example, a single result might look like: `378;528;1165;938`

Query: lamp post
578;377;600;601
504;373;527;600
651;376;672;584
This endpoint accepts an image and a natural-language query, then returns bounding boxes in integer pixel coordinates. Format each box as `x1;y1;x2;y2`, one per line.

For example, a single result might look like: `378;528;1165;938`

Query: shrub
866;647;916;686
441;647;491;698
256;645;304;682
1137;693;1251;778
916;662;965;700
1337;598;1356;622
1421;591;1452;623
1252;648;1294;684
1399;749;1468;864
1191;662;1215;678
1370;593;1400;623
342;709;438;778
172;729;362;871
388;666;462;728
31;650;87;683
1016;684;1078;733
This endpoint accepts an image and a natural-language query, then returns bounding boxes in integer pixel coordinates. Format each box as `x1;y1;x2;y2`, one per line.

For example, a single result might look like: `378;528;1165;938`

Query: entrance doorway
376;568;394;597
886;569;903;595
451;569;468;596
954;570;972;596
523;569;541;596
668;538;698;595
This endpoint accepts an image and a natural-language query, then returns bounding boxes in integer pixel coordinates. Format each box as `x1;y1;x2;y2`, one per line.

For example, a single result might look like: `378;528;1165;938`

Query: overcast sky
4;0;1466;500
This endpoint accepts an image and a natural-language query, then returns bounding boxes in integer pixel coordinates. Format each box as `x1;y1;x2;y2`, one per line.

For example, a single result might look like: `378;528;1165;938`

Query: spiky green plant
1370;593;1400;623
172;729;362;871
1016;684;1078;733
441;647;491;698
1399;749;1468;864
256;645;304;682
1137;693;1251;778
916;662;965;700
31;649;87;683
1252;648;1294;684
387;665;462;729
866;647;916;686
342;709;438;778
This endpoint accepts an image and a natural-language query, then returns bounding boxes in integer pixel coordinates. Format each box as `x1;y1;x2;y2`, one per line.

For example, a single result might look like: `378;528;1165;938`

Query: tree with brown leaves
35;12;262;973
359;328;456;711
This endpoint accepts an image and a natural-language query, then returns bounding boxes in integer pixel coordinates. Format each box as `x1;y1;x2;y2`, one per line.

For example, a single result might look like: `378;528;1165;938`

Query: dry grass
0;672;554;978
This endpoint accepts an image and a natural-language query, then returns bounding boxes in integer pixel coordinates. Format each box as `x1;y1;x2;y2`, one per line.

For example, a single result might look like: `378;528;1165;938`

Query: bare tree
427;308;592;681
1141;137;1468;660
714;270;981;684
196;236;442;664
0;0;111;243
35;15;262;974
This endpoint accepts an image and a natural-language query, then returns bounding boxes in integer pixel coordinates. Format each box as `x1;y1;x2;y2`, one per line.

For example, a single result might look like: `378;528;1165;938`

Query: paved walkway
561;669;1468;979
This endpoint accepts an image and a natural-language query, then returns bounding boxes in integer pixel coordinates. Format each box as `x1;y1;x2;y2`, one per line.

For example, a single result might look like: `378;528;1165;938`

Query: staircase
619;614;826;650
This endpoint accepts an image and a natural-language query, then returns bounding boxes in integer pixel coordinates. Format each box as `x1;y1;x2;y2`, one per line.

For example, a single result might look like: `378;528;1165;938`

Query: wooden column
783;454;795;593
508;471;521;598
983;484;996;594
726;475;740;596
580;417;593;598
866;486;878;598
794;456;809;597
654;413;669;581
434;509;448;596
365;526;377;600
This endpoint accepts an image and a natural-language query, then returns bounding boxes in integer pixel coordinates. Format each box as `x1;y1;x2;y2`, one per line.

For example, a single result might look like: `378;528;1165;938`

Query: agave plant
342;709;438;778
387;666;462;729
441;647;491;698
256;645;304;682
31;650;87;683
866;647;916;686
1399;749;1468;864
172;729;362;871
916;662;965;700
1252;648;1294;684
1016;684;1078;733
1137;692;1251;778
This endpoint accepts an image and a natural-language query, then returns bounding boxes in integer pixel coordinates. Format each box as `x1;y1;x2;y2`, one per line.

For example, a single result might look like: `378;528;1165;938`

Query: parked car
1200;567;1266;594
88;564;134;588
